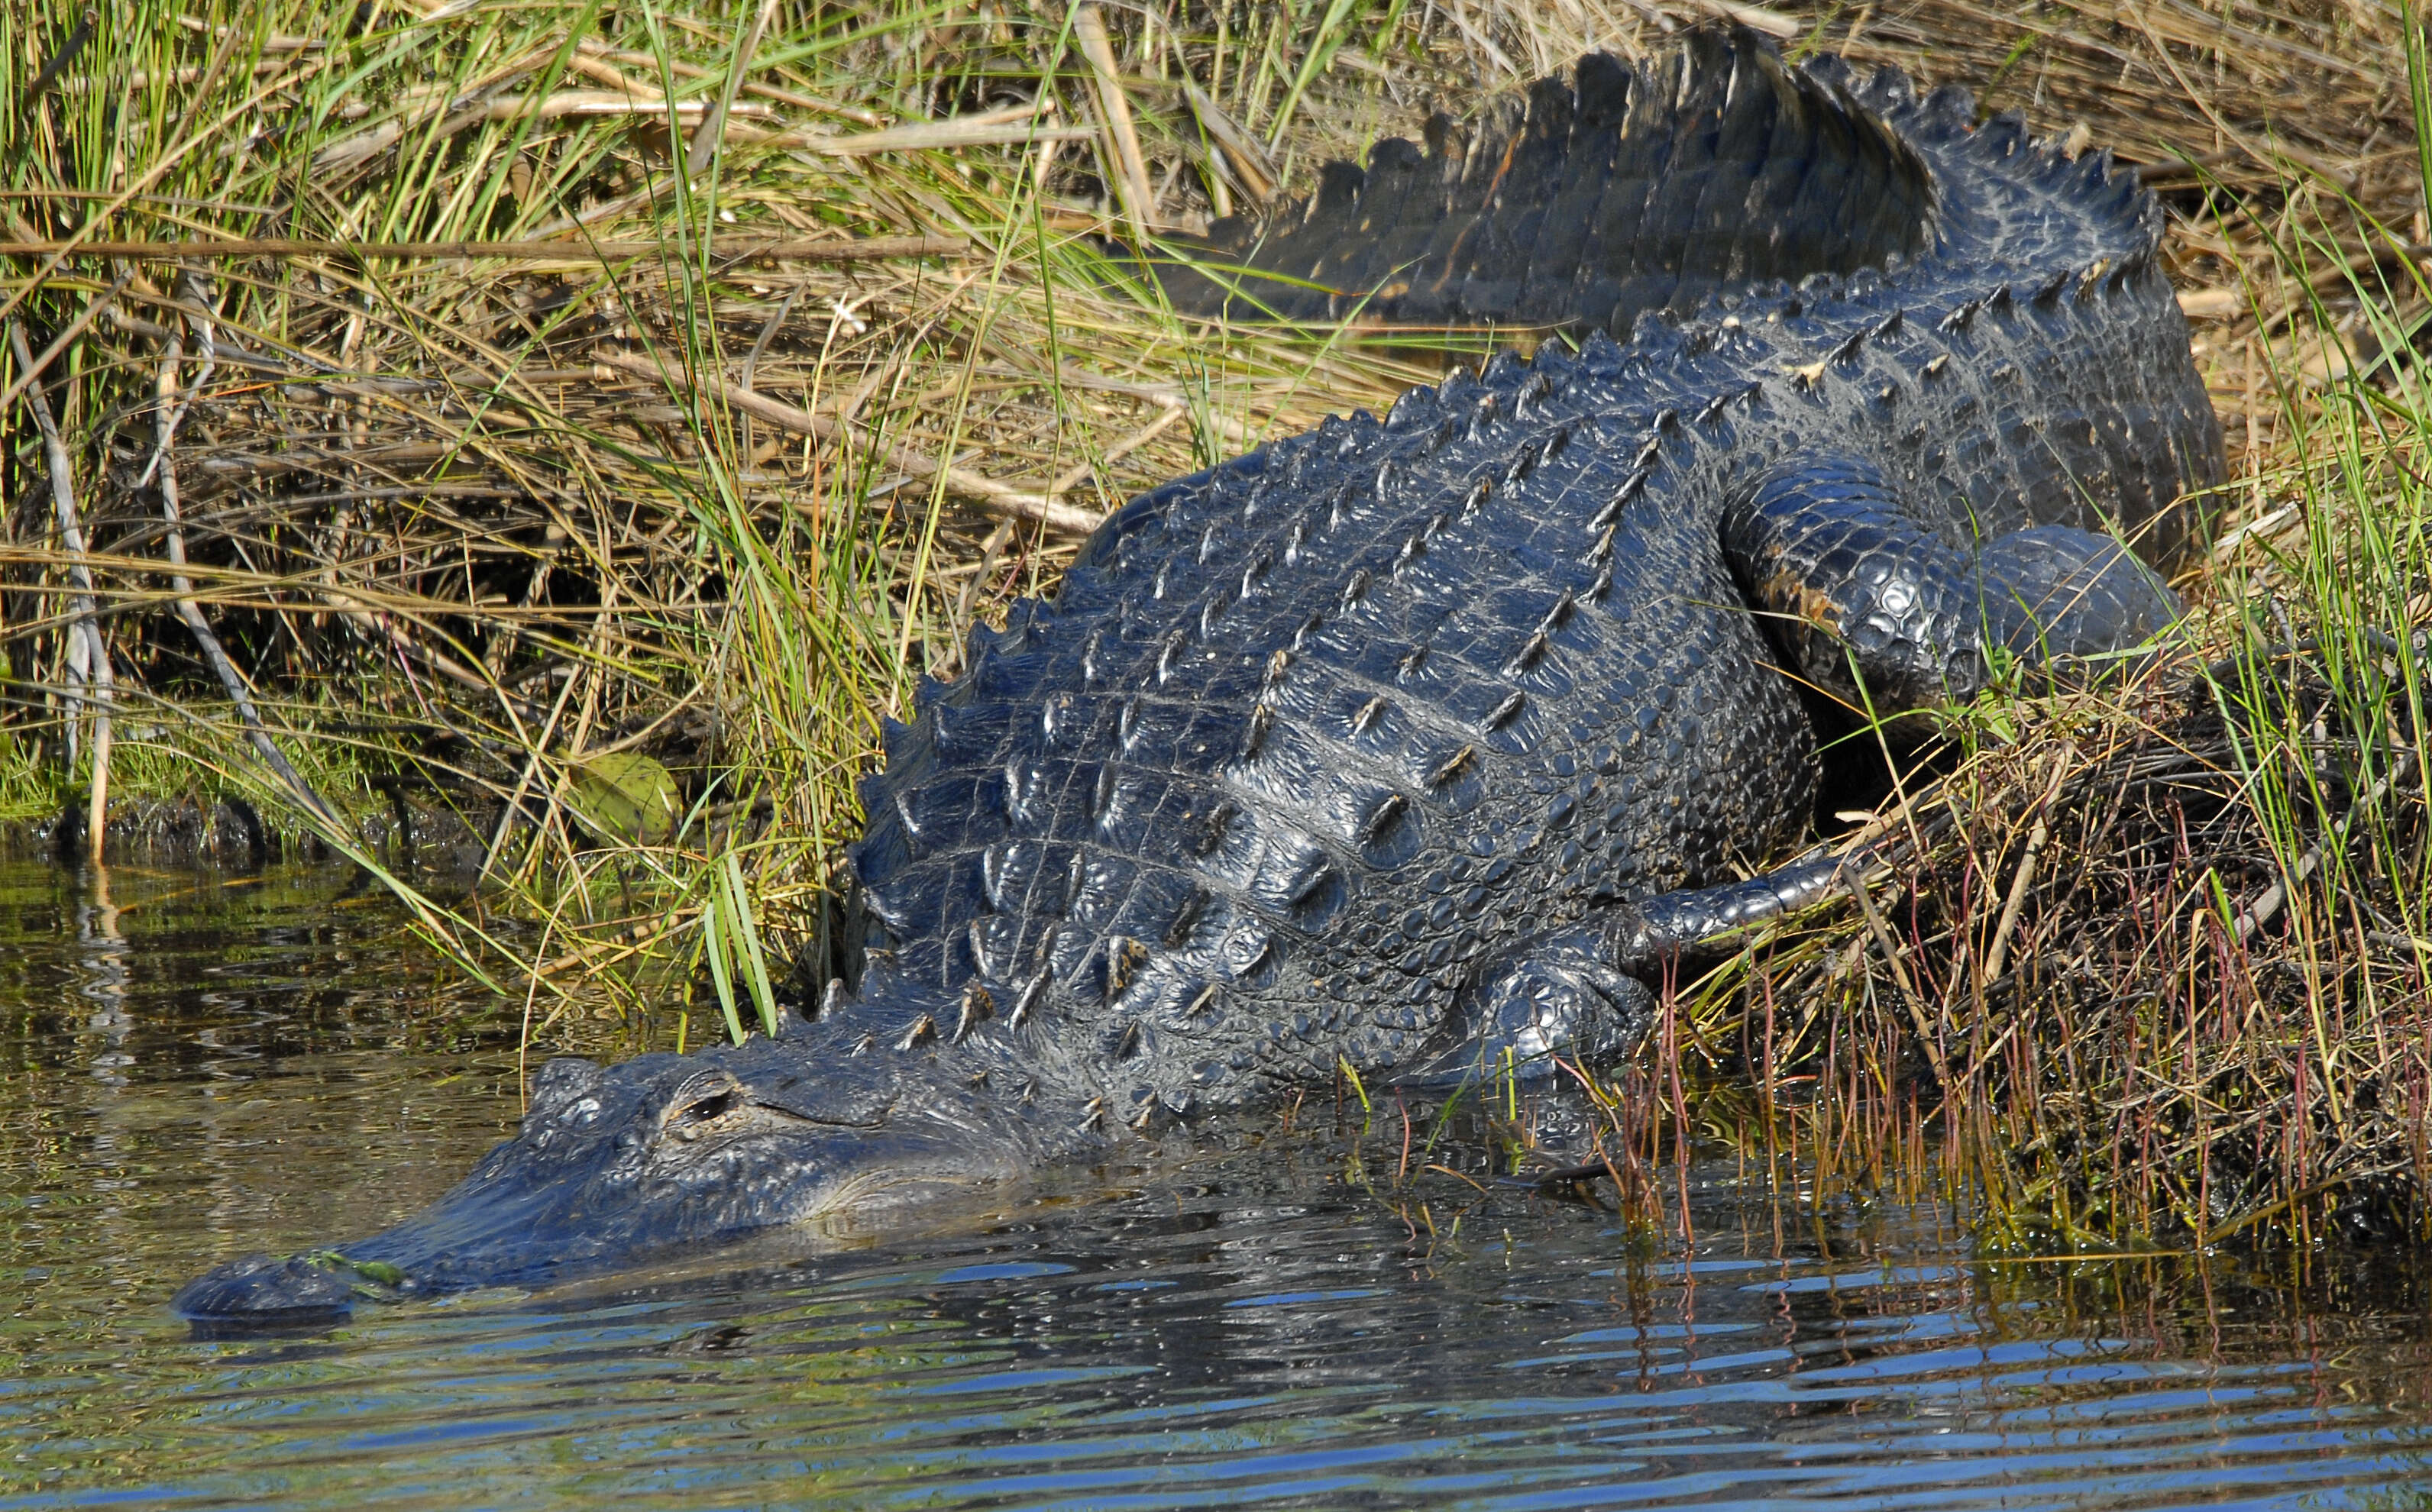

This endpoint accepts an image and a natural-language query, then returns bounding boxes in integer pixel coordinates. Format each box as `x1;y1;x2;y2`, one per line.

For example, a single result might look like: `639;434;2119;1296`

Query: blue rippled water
2;861;2428;1510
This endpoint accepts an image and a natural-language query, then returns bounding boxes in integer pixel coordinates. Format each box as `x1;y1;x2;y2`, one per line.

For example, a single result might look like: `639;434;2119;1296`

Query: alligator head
173;1026;1037;1326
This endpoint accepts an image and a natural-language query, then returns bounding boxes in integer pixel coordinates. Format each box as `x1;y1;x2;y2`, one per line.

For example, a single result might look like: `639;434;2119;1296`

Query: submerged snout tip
173;1250;396;1330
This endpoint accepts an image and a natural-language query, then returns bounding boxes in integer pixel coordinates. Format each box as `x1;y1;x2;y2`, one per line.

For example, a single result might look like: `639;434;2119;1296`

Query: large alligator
176;27;2223;1323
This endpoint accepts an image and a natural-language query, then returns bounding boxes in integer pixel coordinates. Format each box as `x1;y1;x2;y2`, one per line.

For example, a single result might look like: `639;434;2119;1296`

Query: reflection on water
3;861;2430;1510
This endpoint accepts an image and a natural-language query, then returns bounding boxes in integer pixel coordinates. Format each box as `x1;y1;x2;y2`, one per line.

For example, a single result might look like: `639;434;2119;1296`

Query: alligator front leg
1722;454;2183;715
1394;847;1856;1085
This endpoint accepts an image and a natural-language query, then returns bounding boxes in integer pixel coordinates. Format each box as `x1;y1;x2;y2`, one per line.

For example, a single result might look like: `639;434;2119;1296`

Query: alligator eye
664;1082;744;1142
678;1090;737;1125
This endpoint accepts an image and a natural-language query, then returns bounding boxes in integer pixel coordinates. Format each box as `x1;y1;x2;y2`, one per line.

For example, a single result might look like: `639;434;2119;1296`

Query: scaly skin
176;28;2223;1325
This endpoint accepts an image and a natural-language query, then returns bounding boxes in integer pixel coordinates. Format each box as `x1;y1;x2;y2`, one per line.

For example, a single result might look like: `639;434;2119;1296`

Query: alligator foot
1397;927;1657;1085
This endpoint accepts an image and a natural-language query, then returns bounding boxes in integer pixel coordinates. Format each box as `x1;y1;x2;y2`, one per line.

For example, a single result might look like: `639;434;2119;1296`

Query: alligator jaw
173;1047;1020;1329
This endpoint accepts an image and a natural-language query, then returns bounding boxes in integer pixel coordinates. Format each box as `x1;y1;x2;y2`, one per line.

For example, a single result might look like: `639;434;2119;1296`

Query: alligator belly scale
176;27;2225;1323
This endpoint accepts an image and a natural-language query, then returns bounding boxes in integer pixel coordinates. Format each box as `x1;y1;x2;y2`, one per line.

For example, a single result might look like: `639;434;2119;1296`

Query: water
4;859;2430;1510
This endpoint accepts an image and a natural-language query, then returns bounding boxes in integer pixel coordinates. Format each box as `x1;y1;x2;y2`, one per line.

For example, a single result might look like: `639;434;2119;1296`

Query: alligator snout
173;1045;1033;1329
173;1250;396;1326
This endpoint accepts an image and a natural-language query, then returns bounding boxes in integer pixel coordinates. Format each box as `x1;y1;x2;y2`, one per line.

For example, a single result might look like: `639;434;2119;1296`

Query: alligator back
819;27;2225;1145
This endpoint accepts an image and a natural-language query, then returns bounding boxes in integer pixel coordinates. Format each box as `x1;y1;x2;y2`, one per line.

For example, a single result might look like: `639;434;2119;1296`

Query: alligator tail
1140;24;1936;336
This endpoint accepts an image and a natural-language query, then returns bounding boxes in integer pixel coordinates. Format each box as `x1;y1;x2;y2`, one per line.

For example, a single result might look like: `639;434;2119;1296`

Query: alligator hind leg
1722;454;2181;715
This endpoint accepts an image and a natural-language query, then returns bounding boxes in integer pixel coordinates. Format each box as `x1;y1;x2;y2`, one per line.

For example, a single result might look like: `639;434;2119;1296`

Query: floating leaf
565;752;682;845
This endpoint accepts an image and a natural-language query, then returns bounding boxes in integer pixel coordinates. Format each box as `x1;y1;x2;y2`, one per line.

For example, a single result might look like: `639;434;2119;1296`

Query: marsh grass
4;0;2429;1243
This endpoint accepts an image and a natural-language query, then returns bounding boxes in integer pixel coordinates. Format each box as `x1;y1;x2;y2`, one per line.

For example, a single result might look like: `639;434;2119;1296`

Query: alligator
176;27;2224;1324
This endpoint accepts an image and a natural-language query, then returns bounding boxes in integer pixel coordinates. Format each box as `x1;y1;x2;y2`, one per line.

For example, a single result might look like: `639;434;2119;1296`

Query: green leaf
702;887;745;1045
722;851;780;1036
565;752;683;845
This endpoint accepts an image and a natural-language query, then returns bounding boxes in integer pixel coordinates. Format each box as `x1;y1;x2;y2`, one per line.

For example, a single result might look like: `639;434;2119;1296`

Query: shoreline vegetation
4;0;2428;1249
